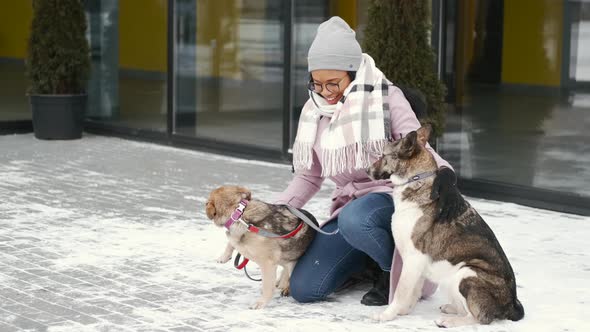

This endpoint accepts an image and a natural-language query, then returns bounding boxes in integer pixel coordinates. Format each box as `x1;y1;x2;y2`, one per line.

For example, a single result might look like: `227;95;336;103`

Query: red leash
225;200;308;281
234;253;261;282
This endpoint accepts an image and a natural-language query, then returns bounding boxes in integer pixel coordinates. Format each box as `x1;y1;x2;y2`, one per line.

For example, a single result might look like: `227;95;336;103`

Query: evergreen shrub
363;0;447;137
27;0;90;95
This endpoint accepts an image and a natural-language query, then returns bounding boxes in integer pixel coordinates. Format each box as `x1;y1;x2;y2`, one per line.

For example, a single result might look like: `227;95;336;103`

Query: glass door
437;0;590;197
173;0;287;151
86;0;168;132
567;0;590;85
0;2;32;122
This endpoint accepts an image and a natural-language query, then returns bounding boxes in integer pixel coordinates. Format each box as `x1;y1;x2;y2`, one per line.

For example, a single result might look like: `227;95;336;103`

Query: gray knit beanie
307;16;362;72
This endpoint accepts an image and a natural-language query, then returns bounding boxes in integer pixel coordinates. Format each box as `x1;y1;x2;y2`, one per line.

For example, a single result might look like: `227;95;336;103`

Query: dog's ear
399;131;418;158
417;124;431;147
205;200;216;219
237;186;251;201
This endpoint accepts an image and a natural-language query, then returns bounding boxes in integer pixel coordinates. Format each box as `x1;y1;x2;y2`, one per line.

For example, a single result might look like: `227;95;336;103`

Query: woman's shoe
360;270;390;306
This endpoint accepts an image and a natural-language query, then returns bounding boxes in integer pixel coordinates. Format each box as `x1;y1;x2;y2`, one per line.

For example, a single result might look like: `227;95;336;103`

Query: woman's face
310;70;351;105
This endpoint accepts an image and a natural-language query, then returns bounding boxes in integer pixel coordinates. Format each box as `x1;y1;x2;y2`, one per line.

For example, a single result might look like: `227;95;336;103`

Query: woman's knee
338;203;365;238
338;203;379;243
339;194;393;233
289;274;325;303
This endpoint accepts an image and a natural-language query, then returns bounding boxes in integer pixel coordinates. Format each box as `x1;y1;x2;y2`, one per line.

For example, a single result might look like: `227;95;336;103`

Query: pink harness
225;199;304;271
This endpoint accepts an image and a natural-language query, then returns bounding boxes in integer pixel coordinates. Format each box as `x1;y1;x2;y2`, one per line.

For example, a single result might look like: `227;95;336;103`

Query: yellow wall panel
0;0;33;59
196;0;241;79
455;0;478;106
502;0;563;86
119;0;167;72
331;0;358;29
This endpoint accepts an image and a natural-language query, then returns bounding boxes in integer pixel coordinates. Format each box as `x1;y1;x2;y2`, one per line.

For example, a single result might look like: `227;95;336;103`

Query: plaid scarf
293;54;392;177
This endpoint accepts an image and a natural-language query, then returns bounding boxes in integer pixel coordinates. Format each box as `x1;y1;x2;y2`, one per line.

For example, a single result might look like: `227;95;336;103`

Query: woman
275;16;463;306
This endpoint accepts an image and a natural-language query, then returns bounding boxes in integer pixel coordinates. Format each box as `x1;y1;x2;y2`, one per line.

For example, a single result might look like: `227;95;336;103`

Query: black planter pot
30;94;87;140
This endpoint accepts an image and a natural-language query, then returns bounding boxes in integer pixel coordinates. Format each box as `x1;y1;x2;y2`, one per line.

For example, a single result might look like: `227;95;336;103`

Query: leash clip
230;200;247;221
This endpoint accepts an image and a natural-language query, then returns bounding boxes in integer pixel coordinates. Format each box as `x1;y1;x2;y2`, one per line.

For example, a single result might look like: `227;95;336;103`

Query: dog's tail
507;298;524;321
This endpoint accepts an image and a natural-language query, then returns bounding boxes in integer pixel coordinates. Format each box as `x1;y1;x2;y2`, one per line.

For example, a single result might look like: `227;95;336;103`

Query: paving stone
0;321;20;332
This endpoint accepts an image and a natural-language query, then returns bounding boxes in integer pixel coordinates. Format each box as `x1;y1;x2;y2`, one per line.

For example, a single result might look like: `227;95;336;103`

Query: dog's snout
205;201;216;219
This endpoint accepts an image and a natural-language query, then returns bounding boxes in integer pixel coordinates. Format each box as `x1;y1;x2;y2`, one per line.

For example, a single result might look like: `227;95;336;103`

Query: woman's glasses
307;75;348;94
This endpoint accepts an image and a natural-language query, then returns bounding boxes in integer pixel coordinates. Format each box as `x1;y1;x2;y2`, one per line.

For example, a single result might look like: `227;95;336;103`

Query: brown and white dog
205;185;317;309
368;126;524;328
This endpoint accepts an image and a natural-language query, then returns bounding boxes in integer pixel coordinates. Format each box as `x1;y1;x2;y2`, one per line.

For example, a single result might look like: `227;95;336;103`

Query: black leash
285;205;339;235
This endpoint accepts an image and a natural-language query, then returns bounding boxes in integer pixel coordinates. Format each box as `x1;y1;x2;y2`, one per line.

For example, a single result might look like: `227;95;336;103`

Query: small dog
368;125;524;328
205;185;317;309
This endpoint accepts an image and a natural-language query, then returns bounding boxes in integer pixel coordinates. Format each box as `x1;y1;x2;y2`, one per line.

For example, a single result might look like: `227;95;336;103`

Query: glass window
290;2;325;147
0;60;29;122
174;0;286;150
437;0;590;197
0;2;32;121
290;0;370;146
86;0;167;132
569;1;590;83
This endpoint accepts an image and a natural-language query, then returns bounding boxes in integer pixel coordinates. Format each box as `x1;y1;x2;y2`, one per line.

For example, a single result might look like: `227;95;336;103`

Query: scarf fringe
317;140;386;177
292;54;391;177
292;141;314;172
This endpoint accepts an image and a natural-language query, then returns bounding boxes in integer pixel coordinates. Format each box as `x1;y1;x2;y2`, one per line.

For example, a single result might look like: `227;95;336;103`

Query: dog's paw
397;305;413;316
371;311;396;322
216;254;232;264
435;317;446;328
280;287;290;297
435;316;478;328
440;303;458;315
250;299;269;310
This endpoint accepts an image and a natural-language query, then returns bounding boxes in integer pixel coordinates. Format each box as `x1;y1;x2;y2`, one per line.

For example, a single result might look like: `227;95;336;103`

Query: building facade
1;0;589;215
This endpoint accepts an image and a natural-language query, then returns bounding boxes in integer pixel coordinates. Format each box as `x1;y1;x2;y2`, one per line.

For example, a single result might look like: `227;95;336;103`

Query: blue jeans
290;192;395;303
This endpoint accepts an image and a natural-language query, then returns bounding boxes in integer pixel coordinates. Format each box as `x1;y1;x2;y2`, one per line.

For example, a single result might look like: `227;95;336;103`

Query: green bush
26;0;90;95
363;0;447;137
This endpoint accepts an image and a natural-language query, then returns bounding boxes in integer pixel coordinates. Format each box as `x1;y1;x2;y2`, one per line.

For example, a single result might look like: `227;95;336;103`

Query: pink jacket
276;86;450;302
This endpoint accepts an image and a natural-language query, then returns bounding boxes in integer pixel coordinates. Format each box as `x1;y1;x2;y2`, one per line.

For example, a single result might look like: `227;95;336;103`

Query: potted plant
363;0;447;139
26;0;90;140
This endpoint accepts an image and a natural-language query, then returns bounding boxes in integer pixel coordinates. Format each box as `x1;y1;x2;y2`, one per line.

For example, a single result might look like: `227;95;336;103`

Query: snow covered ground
0;133;589;332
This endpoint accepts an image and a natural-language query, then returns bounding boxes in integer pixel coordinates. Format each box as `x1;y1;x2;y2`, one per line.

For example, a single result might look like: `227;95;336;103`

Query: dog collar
398;171;436;186
224;199;249;230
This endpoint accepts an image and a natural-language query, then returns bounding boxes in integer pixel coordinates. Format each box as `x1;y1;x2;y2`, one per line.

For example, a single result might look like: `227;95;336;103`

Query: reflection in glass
0;60;29;121
0;2;32;121
174;0;285;150
86;0;167;131
570;2;590;82
438;0;590;197
87;0;118;120
290;1;370;146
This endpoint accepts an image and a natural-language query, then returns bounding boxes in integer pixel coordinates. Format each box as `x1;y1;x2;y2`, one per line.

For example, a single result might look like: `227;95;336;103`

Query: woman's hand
430;167;466;222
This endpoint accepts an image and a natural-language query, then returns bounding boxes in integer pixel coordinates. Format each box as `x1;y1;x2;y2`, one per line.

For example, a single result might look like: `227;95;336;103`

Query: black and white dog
368;125;524;328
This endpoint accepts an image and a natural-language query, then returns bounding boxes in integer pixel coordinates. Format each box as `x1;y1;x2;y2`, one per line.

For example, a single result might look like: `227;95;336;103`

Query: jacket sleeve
275;150;325;208
389;86;453;171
